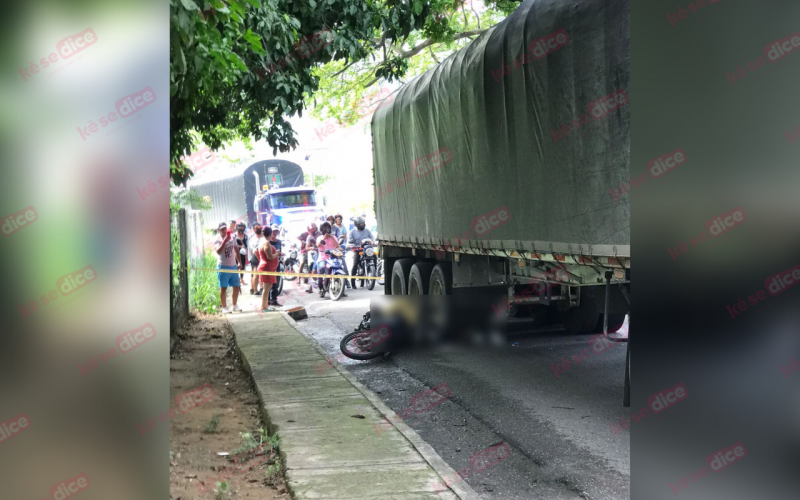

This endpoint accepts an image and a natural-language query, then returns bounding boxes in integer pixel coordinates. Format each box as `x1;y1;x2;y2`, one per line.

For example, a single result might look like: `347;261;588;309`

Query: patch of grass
190;251;222;314
234;428;283;483
234;427;279;455
213;480;230;500
204;414;221;434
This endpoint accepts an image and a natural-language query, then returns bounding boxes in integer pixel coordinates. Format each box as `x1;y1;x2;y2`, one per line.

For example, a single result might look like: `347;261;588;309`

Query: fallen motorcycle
340;312;386;360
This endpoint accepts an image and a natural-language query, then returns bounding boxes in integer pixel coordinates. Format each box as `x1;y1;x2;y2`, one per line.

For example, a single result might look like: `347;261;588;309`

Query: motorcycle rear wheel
340;330;383;360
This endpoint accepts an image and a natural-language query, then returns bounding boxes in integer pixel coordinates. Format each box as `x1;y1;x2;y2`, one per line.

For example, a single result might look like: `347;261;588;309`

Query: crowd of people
213;214;376;313
213;219;282;313
297;214;375;294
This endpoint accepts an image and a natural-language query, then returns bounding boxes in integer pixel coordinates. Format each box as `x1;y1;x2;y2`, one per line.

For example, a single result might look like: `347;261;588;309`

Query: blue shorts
218;265;241;288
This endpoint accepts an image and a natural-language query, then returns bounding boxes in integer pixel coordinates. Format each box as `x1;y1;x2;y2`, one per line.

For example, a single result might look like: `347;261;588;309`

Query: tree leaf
229;52;248;71
243;29;266;54
180;0;200;11
176;44;187;74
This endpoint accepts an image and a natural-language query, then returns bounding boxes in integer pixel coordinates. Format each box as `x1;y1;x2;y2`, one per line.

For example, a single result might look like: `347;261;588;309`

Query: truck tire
391;259;414;295
408;262;434;295
559;289;600;335
429;263;452;295
595;314;626;334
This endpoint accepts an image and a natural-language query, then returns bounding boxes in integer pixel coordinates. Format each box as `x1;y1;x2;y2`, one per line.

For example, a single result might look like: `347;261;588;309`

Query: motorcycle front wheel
330;275;345;301
283;259;299;281
366;264;376;291
358;264;366;288
377;260;384;285
340;330;383;360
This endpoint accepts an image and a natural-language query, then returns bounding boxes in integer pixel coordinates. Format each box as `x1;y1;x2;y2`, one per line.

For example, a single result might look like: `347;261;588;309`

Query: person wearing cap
214;222;242;313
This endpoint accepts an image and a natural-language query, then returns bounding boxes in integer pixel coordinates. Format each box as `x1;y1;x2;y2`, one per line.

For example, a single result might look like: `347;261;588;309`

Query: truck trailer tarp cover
372;0;630;257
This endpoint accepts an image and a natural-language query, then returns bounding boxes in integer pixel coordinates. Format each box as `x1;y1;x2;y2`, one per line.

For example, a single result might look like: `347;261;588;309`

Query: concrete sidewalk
227;297;478;500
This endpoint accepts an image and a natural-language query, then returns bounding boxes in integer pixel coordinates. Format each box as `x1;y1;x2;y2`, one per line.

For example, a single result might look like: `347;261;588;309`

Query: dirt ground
170;313;290;500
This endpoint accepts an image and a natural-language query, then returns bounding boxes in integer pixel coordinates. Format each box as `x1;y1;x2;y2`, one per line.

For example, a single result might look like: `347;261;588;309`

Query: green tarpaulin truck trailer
372;0;630;363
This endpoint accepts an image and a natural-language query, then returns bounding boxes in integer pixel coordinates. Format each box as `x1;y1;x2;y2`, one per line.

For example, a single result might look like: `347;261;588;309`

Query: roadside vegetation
190;251;222;313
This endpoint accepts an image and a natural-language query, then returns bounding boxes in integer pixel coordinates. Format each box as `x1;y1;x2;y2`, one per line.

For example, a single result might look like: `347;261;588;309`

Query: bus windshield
268;192;317;209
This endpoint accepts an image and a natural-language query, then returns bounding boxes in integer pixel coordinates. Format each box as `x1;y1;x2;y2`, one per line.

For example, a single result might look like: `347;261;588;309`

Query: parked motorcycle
282;243;301;281
351;239;378;290
317;249;346;301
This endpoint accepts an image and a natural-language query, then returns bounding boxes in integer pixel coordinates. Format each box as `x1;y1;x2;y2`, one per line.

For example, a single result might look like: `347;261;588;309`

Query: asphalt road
278;278;630;500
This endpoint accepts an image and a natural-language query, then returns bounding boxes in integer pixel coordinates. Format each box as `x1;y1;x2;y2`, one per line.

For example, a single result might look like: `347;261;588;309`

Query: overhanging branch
399;29;486;58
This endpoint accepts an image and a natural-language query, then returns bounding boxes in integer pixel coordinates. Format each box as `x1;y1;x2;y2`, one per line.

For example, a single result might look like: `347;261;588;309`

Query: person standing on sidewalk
257;226;281;312
235;222;249;287
267;225;283;306
248;224;264;295
214;222;241;313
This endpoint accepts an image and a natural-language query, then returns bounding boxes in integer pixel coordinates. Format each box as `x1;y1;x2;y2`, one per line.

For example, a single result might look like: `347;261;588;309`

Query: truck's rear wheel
391;259;414;295
408;262;434;295
595;314;626;334
429;264;452;295
559;289;600;335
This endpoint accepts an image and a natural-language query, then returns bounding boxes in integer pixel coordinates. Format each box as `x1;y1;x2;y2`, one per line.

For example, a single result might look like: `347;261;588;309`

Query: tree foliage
170;0;519;185
312;0;514;127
